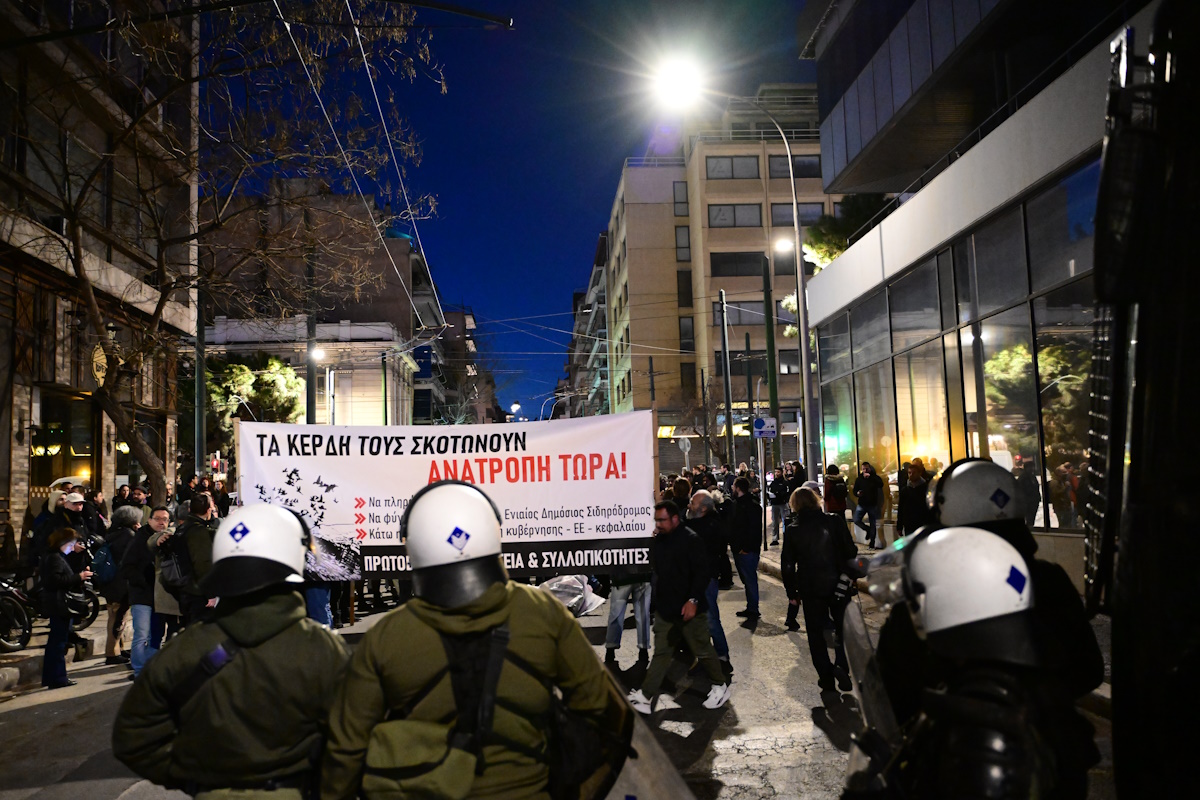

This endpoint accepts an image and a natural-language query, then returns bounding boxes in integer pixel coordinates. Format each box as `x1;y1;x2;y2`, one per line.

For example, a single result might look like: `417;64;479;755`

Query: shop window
973;206;1028;319
854;360;898;480
850;291;890;368
1034;276;1096;529
1027;160;1100;292
961;305;1042;502
889;258;939;349
894;339;950;476
818;312;851;380
821;376;856;471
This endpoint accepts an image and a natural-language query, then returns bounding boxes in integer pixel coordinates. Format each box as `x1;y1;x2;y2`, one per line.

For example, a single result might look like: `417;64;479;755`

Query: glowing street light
651;57;704;111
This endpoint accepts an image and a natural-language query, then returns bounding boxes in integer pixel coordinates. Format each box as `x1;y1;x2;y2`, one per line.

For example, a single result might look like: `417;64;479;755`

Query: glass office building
815;158;1099;530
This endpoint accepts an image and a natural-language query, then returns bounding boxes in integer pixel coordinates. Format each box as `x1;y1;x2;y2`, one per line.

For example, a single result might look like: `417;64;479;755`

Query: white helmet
402;481;506;608
900;526;1039;666
199;503;309;597
927;458;1024;526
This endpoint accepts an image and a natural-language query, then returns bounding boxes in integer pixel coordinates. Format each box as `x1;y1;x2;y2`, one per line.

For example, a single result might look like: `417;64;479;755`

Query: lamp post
509;402;521;423
652;63;821;480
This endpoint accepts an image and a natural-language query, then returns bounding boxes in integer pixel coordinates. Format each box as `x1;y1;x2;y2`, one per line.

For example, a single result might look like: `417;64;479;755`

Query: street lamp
650;60;821;480
509;402;521;423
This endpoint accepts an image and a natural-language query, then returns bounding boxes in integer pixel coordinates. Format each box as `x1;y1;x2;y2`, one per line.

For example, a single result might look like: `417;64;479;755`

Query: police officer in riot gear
849;458;1103;799
113;503;350;799
321;480;632;800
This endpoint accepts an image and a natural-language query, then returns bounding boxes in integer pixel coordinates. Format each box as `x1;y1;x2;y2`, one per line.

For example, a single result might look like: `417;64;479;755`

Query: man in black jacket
896;461;934;537
729;477;762;619
627;501;732;714
121;506;171;677
852;462;885;548
687;490;732;667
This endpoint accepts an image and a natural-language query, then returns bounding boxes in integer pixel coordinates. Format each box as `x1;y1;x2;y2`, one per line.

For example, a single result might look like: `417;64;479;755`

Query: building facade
801;0;1154;587
1;0;198;525
565;234;609;420
603;84;841;473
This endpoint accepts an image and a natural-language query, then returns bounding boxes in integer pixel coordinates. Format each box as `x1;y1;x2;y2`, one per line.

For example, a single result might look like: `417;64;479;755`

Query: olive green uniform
322;580;611;800
112;590;349;798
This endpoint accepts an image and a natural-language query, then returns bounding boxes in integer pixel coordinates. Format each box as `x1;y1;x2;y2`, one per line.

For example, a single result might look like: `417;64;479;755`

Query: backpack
91;542;118;587
830;477;849;501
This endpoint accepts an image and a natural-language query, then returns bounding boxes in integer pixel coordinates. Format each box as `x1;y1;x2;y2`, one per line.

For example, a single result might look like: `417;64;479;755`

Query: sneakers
703;682;733;709
627;689;653;714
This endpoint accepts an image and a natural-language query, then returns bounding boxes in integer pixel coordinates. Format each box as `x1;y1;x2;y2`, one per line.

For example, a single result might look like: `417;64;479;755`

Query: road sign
753;416;777;439
677;438;692;453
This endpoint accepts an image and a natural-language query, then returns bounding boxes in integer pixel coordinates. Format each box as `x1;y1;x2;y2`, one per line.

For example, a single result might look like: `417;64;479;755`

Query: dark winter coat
687;511;730;580
121;525;158;608
729;492;763;554
897;478;933;536
853;470;884;508
650;522;712;620
98;525;135;602
39;550;85;617
780;508;857;600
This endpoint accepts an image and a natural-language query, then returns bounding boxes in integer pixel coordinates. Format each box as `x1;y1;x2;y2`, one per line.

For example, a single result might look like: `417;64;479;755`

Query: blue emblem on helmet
229;522;250;543
1006;565;1027;595
990;488;1011;508
447;526;470;552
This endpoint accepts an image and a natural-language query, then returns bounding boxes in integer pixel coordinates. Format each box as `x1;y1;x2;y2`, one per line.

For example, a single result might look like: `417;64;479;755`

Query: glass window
889;258;939;349
679;317;695;352
895;339;951;476
706;155;759;179
851;291;890;367
973;207;1028;318
708;204;761;228
711;251;765;277
774;248;796;276
676;271;692;308
778;349;801;374
712;300;765;326
961;305;1042;503
675;225;691;261
673;181;688;216
854;360;898;480
775;300;797;325
818;313;851;380
771;202;825;227
1027;160;1100;292
822;376;856;471
954;236;975;324
1034;277;1095;529
944;332;968;463
937;248;955;330
680;362;697;400
768;154;822;179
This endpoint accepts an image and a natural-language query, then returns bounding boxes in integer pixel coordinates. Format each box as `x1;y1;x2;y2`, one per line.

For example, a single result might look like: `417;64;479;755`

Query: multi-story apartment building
800;0;1153;585
565;234;609;420
0;0;198;523
604;84;841;473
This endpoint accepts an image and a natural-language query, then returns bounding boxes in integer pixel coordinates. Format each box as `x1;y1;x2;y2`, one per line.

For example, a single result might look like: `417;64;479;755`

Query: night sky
392;0;813;417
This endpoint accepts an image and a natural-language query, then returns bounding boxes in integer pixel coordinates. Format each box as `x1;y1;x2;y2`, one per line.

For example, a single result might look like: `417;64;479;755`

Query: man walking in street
852;462;885;549
628;501;732;714
687;490;733;675
766;467;788;547
729;477;762;620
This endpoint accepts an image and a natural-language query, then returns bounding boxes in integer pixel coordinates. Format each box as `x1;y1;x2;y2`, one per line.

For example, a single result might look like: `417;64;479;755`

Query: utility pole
305;209;317;426
381;353;388;425
762;255;780;469
700;368;711;466
744;333;753;469
719;290;735;467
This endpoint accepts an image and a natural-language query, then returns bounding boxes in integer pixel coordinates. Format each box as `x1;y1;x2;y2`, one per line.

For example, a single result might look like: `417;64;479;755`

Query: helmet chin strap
411;556;508;609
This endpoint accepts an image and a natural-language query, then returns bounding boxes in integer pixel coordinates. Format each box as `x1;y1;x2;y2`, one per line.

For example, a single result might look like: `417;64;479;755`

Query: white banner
237;411;656;579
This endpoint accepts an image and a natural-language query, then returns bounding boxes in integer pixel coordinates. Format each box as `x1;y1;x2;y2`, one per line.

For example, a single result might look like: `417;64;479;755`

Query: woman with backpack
97;505;139;666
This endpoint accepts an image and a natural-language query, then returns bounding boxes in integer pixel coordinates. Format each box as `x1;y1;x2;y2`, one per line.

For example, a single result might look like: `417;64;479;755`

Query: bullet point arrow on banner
354;513;366;524
356;529;367;540
354;498;366;509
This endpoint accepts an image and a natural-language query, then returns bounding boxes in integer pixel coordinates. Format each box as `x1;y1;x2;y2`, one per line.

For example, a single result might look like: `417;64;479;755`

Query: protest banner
236;411;655;579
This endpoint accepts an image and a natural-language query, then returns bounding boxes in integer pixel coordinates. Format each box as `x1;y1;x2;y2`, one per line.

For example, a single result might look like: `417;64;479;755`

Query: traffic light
210;452;221;472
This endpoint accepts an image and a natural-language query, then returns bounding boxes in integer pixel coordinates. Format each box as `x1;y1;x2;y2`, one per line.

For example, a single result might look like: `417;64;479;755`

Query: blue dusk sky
388;0;813;417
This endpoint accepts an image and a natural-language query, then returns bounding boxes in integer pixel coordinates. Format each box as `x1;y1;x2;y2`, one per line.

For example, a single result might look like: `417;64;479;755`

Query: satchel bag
158;549;190;590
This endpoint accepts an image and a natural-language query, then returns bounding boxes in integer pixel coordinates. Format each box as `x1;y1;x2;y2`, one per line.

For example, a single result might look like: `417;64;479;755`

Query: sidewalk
0;611;108;697
755;521;1113;719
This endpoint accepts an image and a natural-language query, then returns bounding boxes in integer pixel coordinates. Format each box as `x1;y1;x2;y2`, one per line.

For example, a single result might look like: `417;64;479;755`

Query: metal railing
691;129;820;147
625;157;685;168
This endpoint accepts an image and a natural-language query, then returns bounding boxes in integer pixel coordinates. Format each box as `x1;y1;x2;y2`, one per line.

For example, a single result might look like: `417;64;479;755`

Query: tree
1;0;442;503
802;194;890;269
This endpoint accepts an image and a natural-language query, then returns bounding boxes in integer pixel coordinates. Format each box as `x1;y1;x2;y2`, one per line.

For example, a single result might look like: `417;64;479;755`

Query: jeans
853;504;881;545
733;552;760;615
770;506;788;542
704;578;730;658
42;614;70;687
305;585;334;627
605;581;651;650
130;603;162;676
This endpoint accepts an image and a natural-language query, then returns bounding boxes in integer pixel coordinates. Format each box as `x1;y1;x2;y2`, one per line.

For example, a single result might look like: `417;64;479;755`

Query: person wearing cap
112;503;350;799
322;481;631;800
